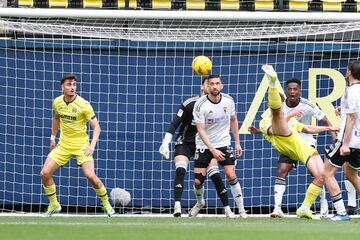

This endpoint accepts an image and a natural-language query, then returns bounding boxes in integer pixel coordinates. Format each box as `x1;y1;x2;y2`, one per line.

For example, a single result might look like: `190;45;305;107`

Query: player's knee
224;170;237;181
194;173;206;187
83;171;97;181
314;174;325;186
277;165;291;178
40;169;51;181
175;161;188;176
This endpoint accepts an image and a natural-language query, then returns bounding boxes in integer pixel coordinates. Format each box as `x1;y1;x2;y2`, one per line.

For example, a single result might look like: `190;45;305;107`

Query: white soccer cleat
224;206;236;219
320;200;329;217
270;207;284;218
239;210;248;218
188;199;205;217
173;204;181;217
261;64;278;82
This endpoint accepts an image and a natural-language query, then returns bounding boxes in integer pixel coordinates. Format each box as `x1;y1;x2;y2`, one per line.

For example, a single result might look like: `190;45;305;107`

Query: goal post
0;8;359;215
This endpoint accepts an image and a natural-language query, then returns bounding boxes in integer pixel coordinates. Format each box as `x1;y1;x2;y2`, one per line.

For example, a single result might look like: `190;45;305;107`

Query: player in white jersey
190;75;247;218
249;77;335;217
324;60;360;221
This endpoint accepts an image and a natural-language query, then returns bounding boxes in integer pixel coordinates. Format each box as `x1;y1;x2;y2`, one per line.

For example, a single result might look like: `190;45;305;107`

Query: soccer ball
110;188;131;207
192;55;212;75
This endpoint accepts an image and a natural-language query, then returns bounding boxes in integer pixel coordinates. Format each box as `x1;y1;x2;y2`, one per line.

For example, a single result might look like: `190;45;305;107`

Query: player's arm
159;104;185;159
319;116;337;142
196;122;225;161
230;114;243;157
50;115;60;150
301;125;339;134
248;125;261;134
340;112;356;156
84;116;101;156
286;109;304;122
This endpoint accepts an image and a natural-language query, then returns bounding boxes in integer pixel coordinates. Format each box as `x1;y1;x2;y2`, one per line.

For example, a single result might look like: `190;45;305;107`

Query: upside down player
250;77;334;218
159;77;219;217
260;65;339;219
40;74;114;217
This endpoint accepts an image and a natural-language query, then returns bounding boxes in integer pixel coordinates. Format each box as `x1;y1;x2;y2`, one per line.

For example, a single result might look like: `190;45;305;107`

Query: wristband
50;135;56;141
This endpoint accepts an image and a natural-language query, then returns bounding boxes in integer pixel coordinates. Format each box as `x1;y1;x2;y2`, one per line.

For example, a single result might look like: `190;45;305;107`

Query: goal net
1;9;359;215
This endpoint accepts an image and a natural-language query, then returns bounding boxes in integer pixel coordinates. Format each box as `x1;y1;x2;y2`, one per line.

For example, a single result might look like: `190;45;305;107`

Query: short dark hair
208;74;220;81
285;78;301;87
348;60;360;80
61;74;77;85
202;76;209;84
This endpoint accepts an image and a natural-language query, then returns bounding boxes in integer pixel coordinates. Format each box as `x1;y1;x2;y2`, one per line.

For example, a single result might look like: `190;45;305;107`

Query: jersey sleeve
230;99;236;116
166;104;185;134
344;87;360;114
193;101;205;124
53;100;59;116
310;104;326;121
259;118;271;135
83;101;96;120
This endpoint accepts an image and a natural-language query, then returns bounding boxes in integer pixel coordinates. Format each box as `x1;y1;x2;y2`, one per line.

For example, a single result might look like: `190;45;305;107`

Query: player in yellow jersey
40;74;114;217
260;65;339;219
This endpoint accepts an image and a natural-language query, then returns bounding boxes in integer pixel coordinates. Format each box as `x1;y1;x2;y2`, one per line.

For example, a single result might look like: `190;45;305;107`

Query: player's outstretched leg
94;186;115;217
296;183;322;220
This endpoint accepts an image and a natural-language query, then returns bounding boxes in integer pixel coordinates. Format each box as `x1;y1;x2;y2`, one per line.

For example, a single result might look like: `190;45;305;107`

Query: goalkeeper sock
193;185;204;202
210;173;229;207
268;86;282;110
174;162;187;201
43;184;59;206
302;183;322;207
94;186;110;206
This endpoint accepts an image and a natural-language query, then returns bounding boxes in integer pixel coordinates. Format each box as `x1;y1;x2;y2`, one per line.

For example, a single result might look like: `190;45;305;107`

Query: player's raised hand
159;132;172;159
248;125;261;134
289;109;304;118
159;142;170;159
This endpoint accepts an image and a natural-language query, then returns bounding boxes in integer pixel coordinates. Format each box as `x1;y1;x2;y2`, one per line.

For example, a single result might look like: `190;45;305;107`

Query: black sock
210;172;228;206
174;167;186;201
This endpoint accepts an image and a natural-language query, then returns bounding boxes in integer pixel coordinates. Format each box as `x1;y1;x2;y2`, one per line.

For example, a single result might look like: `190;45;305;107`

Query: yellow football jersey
260;117;317;164
53;95;95;149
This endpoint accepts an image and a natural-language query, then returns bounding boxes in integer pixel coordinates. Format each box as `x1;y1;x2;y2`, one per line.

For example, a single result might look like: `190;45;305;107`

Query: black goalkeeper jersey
166;96;199;144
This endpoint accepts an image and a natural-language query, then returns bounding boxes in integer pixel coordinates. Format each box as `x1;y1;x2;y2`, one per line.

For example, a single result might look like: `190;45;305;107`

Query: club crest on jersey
223;107;227;113
72;107;78;113
355;131;360;137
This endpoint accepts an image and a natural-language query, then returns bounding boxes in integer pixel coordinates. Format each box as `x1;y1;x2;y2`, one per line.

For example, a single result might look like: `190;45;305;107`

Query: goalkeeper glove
159;132;173;159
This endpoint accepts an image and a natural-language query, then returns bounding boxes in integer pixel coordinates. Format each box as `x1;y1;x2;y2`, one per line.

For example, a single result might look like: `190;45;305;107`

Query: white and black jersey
193;93;235;149
166;96;200;143
337;84;360;149
283;97;325;147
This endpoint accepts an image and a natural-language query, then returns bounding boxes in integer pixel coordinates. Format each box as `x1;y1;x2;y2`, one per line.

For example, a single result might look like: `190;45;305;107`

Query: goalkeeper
40;74;114;217
260;65;339;219
159;77;219;217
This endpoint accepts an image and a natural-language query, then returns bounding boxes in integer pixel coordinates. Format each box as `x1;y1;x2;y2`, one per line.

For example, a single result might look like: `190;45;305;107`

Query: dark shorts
194;146;236;168
278;153;298;169
325;141;360;169
174;142;196;159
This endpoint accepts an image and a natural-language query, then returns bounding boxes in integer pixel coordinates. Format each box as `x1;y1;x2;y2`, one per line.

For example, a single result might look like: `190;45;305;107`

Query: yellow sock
94;186;109;206
268;87;282;110
303;183;322;207
43;184;59;206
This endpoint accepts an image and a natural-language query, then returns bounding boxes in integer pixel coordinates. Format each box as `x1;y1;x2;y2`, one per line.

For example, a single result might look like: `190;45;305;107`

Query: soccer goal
0;8;360;216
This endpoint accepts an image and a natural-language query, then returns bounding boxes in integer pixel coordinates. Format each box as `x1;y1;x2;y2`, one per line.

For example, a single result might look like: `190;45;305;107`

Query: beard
210;90;220;96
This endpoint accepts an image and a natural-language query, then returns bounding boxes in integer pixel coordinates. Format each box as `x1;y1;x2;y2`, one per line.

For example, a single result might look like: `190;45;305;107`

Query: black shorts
194;146;236;168
174;142;196;159
278;153;298;168
325;141;360;169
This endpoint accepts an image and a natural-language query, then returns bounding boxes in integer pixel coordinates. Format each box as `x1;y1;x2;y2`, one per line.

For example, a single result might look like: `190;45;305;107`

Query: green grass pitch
0;216;359;240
